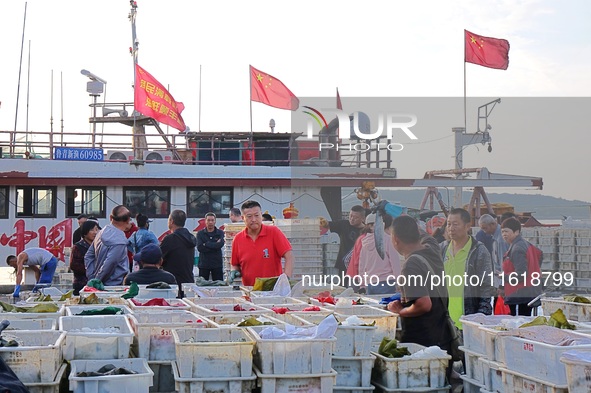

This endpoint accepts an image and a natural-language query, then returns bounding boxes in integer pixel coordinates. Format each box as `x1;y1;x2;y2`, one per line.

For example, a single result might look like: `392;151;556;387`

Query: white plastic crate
501;329;591;386
459;314;512;356
461;375;485;393
335;306;398;343
560;350;591;393
3;318;57;330
0;303;65;321
480;357;503;392
69;358;154;393
137;284;179;299
247;296;306;305
23;363;67;393
298;313;377;357
79;285;128;299
462;346;485;385
128;297;191;312
173;327;255;378
0;330;65;383
205;313;285;328
500;367;568;393
370;342;450;390
478;325;508;363
189;302;270;316
184;296;247;307
254;365;336;393
171;360;257;393
332;355;375;387
181;283;244;298
130;310;211;361
333;387;375;393
149;360;175;393
65;304;133;316
309;297;367;309
247;325;336;375
59;315;135;360
371;380;451;393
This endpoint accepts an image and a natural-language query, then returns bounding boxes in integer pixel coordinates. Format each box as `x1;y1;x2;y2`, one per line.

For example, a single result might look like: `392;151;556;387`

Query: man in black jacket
197;212;225;281
160;209;197;297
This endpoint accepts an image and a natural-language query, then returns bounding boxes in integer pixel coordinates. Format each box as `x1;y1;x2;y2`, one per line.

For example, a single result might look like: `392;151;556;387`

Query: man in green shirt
440;208;494;327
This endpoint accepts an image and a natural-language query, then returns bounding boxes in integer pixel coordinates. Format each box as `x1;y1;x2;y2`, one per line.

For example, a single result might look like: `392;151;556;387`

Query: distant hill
344;190;590;220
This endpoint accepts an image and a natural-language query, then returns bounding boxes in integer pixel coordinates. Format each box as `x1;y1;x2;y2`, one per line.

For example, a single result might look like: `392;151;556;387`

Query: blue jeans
367;281;396;295
38;257;58;284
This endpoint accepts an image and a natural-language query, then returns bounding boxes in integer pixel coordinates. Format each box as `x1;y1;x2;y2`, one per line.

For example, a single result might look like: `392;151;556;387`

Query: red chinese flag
465;30;510;70
134;64;187;131
250;65;299;110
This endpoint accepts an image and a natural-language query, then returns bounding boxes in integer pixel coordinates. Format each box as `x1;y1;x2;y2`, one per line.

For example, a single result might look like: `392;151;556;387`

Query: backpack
502;242;543;304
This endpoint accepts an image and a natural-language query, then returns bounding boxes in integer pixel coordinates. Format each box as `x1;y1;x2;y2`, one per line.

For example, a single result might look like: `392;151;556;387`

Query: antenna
50;70;54;136
60;71;64;139
25;40;31;151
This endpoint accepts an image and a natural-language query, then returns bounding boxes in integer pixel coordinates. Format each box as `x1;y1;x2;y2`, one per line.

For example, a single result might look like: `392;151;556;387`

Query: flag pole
249;65;253;135
464;60;467;131
249;65;253;157
463;30;467;132
198;65;202;132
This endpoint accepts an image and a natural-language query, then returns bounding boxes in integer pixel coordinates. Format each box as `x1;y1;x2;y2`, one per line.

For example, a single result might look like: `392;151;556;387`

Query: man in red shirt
230;200;293;286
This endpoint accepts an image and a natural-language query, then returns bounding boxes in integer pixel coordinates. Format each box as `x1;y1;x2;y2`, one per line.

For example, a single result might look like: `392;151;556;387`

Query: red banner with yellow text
134;64;186;131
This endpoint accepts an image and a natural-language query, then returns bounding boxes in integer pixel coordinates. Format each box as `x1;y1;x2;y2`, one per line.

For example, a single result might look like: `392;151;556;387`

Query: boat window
187;188;232;218
0;187;7;219
124;187;170;218
66;187;106;218
16;187;57;218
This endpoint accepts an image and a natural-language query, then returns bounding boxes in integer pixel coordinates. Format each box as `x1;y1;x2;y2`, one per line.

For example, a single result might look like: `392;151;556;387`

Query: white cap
365;213;377;225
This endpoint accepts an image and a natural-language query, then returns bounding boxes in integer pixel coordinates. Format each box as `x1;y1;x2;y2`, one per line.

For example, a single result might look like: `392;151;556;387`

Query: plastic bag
494;296;511;315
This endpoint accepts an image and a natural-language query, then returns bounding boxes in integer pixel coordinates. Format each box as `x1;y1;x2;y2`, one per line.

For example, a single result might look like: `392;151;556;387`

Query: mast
11;2;28;157
25;40;31;150
129;0;146;160
50;70;54;136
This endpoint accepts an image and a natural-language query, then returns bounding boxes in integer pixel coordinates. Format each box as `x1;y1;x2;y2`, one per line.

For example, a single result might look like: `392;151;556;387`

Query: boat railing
0;119;395;168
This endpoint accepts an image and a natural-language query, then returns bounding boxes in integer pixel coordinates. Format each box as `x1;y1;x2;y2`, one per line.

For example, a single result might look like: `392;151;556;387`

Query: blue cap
133;243;162;265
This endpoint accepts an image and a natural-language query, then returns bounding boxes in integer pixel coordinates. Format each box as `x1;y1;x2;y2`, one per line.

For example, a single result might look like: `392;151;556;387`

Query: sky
0;0;590;203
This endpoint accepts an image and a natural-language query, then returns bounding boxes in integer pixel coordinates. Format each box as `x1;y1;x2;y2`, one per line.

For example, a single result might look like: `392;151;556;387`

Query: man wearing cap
72;214;88;244
123;243;177;285
128;213;159;271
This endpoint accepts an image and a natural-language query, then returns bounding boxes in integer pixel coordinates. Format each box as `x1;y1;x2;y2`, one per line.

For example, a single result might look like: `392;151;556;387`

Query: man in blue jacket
197;212;225;281
85;205;131;286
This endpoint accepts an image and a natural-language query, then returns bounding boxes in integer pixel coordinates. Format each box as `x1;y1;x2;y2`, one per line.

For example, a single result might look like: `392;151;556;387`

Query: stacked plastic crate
222;222;246;275
371;342;451;393
533;227;557;272
247;324;338;393
576;229;591;290
0;313;67;393
129;310;213;392
172;327;257;392
275;218;323;280
458;314;508;393
59;311;152;392
557;228;577;290
298;312;377;393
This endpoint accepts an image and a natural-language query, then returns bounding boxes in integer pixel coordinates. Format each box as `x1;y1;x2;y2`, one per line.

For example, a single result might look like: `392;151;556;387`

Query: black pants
509;303;533;316
199;267;224;281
